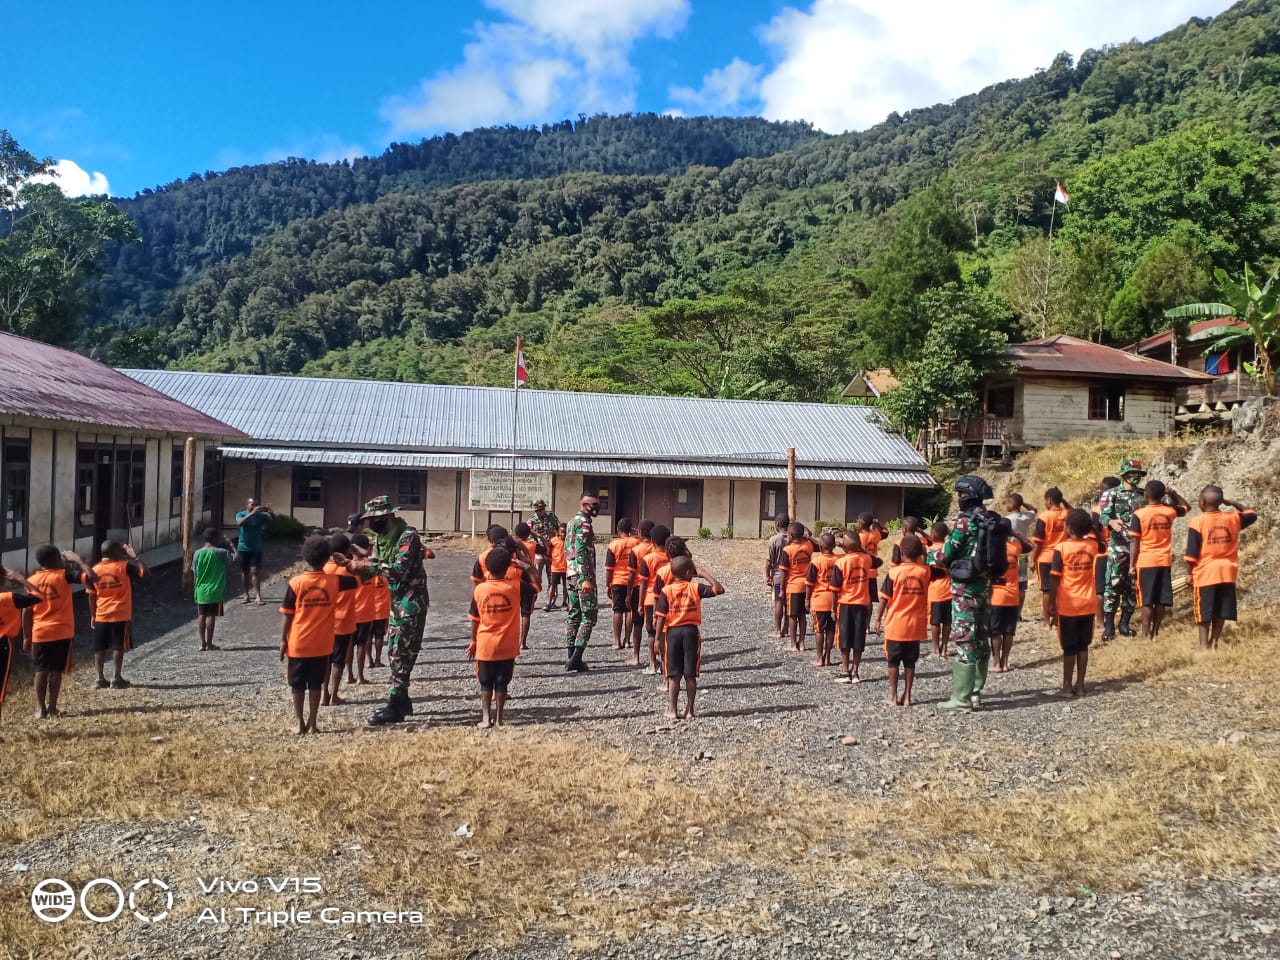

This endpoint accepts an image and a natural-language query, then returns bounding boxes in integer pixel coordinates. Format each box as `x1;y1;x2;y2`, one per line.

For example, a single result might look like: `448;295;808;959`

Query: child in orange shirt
546;524;568;611
86;540;147;690
0;567;41;722
24;545;97;720
1184;484;1257;649
348;533;379;684
322;533;366;706
638;525;672;674
805;533;839;667
1050;510;1099;699
468;547;537;727
778;523;818;652
879;535;936;706
1032;487;1071;627
1129;480;1190;640
654;555;725;720
605;518;638;651
989;532;1028;673
830;531;882;683
280;536;358;734
925;522;952;657
627;520;654;663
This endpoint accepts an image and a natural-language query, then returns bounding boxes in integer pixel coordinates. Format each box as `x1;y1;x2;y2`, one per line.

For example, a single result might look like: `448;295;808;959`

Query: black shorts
354;621;374;647
92;620;129;652
331;632;352;667
196;602;223;617
610;584;629;613
930;601;952;627
32;638;73;673
814;610;835;633
838;603;870;653
477;658;515;693
868;580;879;605
372;618;388;640
628;585;642;616
885;640;921;669
1137;566;1174;608
239;549;263;571
664;625;701;679
787;593;806;619
549;572;565;593
645;606;656;637
989;605;1020;636
1039;561;1053;594
1194;583;1237;624
288;655;328;692
1058;614;1094;656
1094;554;1107;595
535;542;549;558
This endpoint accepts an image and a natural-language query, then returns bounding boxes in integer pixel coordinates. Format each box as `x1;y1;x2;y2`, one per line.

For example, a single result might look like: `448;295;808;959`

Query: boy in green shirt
193;527;237;651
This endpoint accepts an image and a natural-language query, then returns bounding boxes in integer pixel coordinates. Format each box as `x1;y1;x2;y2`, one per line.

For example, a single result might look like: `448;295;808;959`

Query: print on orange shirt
86;559;145;623
27;568;85;643
605;536;638;587
655;581;717;628
281;571;356;658
639;550;670;607
1033;507;1069;550
469;578;526;662
831;552;875;607
991;539;1024;608
880;561;931;643
1050;539;1098;618
1185;509;1257;587
780;541;814;595
805;553;838;611
1128;503;1186;569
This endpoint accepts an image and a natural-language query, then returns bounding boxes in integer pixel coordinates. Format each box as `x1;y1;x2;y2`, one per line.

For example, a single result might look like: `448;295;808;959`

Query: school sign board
468;469;554;511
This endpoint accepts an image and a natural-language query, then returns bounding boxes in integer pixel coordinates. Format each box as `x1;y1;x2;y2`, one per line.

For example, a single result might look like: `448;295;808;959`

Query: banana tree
1165;264;1280;396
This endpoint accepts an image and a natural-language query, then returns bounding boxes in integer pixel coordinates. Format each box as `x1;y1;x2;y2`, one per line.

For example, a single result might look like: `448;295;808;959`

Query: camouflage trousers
387;592;426;697
950;587;991;667
566;581;599;648
1102;550;1136;617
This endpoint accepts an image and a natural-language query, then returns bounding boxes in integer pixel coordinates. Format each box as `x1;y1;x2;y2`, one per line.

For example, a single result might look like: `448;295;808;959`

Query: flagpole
1044;191;1058;339
510;337;521;523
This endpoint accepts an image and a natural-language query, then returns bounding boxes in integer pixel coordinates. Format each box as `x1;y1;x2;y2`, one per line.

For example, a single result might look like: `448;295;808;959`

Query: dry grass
992;437;1170;507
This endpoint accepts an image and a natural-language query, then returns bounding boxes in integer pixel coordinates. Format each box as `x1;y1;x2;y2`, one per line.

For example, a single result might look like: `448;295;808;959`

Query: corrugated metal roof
217;446;936;486
123;369;930;472
1012;335;1213;383
0;332;244;437
1128;318;1245;354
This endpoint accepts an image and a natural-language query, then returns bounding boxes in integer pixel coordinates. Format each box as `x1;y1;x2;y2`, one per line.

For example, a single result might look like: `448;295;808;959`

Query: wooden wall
1016;378;1174;448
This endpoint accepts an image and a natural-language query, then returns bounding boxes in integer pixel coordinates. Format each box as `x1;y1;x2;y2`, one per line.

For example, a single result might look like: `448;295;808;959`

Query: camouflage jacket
368;517;427;599
564;510;596;582
942;509;989;599
1099;487;1144;552
529;510;561;545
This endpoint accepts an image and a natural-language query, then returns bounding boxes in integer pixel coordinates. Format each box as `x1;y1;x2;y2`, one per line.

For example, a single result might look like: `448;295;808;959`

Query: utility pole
786;448;797;526
180;437;196;596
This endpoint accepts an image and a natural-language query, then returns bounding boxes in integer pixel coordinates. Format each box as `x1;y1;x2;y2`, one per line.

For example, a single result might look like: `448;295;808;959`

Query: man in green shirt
192;527;237;651
235;498;273;604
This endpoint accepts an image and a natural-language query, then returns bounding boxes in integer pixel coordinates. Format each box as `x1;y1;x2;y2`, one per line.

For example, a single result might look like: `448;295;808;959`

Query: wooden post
180;436;196;596
786;447;797;525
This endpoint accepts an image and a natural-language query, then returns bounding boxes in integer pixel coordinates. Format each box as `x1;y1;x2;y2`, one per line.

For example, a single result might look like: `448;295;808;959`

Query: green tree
1104;224;1214;343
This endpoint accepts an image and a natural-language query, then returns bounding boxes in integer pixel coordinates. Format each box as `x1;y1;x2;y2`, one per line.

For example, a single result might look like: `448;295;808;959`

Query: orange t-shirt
639;549;670;608
605;536;638;587
780;542;814;596
925;544;951;604
1051;539;1098;617
281;570;356;658
0;591;40;638
86;559;145;623
322;560;358;634
859;529;884;557
1185;509;1256;587
1129;503;1186;569
881;561;931;643
28;568;86;643
1033;507;1069;554
991;539;1024;608
354;573;379;624
655;580;719;628
805;553;838;612
831;553;876;607
469;577;531;661
549;536;568;574
473;546;528;586
372;574;390;620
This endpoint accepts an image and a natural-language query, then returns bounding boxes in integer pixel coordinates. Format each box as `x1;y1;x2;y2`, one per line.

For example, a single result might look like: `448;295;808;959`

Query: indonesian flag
515;336;528;386
1054;182;1070;206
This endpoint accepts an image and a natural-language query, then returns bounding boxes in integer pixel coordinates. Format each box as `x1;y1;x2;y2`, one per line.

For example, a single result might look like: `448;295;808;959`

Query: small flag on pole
515;336;528;386
1054;182;1070;206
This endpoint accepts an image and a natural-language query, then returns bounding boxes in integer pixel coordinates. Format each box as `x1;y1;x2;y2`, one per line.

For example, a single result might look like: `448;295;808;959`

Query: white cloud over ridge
28;158;110;197
383;0;689;135
669;58;763;115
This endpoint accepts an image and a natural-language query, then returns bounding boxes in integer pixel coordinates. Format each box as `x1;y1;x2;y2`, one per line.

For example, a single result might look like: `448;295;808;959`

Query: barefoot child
86;540;147;689
778;523;817;652
654;555;724;720
193;528;237;651
546;523;569;612
467;547;536;727
638;525;671;674
348;533;378;684
926;522;952;657
1129;480;1190;640
0;568;42;721
830;532;881;683
1050;509;1099;699
874;517;926;634
765;514;790;639
626;520;653;663
857;513;887;632
322;534;362;706
512;523;542;650
1031;488;1071;627
989;531;1026;673
279;535;358;734
370;569;390;668
805;533;839;666
878;535;933;706
1184;485;1257;649
22;546;96;719
605;518;638;651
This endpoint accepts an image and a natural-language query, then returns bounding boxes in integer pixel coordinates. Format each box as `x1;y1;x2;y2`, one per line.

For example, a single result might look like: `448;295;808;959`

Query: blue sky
4;0;1231;198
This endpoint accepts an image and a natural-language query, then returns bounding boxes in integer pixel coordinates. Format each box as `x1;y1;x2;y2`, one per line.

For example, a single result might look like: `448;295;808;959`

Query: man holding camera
235;498;273;604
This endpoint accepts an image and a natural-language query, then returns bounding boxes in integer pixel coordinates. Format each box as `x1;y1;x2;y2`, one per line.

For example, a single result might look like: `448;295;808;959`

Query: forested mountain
88;0;1280;400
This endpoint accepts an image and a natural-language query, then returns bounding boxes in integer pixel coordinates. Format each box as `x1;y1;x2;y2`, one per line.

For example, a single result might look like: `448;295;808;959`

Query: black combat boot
565;646;589;672
394;690;414;716
368;694;406;726
1102;610;1116;640
1118;611;1136;637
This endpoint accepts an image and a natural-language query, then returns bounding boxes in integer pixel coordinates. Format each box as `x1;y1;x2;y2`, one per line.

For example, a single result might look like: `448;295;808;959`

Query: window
295;470;323;505
675;480;703;518
397;472;423;507
2;439;30;550
75;445;101;535
986;385;1015;419
583;476;611;513
761;482;787;520
202;445;218;513
125;446;146;527
1088;384;1126;421
171;446;184;517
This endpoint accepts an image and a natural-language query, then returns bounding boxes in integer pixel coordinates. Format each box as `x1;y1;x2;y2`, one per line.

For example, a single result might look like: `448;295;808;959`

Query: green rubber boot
938;661;976;711
971;655;990;710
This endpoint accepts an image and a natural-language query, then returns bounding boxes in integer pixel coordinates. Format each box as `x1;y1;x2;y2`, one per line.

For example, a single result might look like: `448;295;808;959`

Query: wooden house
1126;318;1261;422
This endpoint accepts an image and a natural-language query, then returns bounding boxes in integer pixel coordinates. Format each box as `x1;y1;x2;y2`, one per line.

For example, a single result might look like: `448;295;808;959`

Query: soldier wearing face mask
563;493;600;672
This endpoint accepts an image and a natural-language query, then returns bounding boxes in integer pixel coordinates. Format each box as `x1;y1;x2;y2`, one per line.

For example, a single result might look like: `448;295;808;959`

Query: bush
266;513;307;541
697;526;712;540
719;524;734;539
813;518;846;536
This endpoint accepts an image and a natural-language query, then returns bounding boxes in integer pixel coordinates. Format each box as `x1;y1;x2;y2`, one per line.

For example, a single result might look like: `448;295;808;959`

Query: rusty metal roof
1128;318;1247;355
0;332;243;437
1010;335;1214;383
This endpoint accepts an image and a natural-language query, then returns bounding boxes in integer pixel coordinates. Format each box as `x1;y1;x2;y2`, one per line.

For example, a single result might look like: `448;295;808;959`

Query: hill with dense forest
80;0;1280;400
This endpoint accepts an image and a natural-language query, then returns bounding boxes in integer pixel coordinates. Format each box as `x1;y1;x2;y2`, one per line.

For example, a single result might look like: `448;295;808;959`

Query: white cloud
746;0;1220;133
383;0;690;136
27;158;111;197
669;58;763;115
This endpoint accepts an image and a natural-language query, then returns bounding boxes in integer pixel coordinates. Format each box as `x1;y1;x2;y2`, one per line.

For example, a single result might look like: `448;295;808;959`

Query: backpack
949;509;1011;583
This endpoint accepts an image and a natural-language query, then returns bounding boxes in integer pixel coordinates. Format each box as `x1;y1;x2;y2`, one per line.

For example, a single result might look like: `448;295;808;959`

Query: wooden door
642;479;677;529
322;468;362;530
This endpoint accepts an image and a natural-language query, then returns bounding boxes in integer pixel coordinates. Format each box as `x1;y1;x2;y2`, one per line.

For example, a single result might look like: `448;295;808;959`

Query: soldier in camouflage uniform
529;498;561;583
940;475;995;711
1098;459;1147;639
563;493;600;673
361;496;435;725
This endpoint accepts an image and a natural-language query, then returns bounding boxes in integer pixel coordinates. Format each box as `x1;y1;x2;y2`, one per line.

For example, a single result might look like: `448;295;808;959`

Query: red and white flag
1054;182;1070;206
515;336;528;386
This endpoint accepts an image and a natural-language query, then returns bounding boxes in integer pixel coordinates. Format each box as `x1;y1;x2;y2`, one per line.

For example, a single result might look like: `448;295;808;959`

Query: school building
0;332;244;573
123;370;935;538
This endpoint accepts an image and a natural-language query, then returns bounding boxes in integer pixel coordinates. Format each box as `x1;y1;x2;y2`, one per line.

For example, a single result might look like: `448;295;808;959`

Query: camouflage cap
1119;458;1148;478
361;495;396;518
533;499;547;508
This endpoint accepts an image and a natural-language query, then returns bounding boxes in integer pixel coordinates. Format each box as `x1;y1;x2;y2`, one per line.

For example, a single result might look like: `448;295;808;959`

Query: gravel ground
5;538;1278;959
